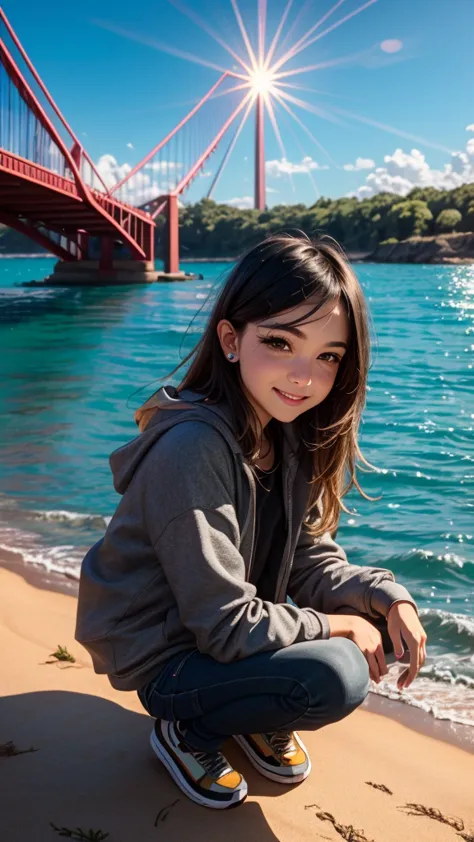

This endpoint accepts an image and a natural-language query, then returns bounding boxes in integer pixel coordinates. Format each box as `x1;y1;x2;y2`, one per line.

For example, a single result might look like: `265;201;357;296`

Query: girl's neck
255;438;274;471
255;423;278;471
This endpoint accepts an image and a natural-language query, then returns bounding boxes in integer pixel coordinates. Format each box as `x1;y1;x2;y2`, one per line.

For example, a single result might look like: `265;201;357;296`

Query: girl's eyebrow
258;322;348;350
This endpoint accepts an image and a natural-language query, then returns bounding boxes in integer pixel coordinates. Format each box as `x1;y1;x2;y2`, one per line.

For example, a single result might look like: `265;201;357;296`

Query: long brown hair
136;233;376;537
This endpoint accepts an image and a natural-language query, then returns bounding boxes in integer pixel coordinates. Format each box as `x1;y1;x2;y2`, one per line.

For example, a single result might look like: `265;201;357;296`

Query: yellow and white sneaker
233;730;311;784
150;720;247;809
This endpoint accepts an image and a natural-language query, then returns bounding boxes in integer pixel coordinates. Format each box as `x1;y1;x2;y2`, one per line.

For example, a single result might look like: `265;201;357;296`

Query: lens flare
250;67;276;94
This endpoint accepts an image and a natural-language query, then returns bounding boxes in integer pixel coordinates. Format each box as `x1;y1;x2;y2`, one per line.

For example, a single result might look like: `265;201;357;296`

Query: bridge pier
39;260;201;285
99;235;114;272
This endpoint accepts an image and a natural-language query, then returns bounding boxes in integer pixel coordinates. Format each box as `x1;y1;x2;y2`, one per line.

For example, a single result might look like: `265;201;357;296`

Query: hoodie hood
110;386;240;495
109;384;300;495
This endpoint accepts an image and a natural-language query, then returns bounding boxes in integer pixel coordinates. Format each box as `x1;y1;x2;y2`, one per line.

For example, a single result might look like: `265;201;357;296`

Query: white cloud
466;124;474;132
94;154;178;203
95;154;131;188
349;127;474;199
266;156;329;177
224;196;254;209
343;157;375;172
266;187;279;194
380;39;403;54
126;142;134;149
144;161;183;172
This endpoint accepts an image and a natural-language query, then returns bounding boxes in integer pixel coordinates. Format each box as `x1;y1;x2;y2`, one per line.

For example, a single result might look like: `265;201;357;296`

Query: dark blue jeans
137;615;394;753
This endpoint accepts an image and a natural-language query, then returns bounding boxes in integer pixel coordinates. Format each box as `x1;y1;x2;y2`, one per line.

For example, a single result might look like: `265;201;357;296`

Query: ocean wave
370;548;474;587
0;525;83;580
370;679;474;728
31;509;111;529
421;662;474;688
0;541;82;580
418;607;474;642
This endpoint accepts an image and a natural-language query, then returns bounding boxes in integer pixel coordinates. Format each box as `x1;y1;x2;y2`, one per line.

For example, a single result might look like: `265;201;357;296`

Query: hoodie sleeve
139;421;330;662
288;519;418;619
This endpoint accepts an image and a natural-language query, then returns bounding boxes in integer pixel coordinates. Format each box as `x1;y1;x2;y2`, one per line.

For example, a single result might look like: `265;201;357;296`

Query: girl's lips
273;387;309;406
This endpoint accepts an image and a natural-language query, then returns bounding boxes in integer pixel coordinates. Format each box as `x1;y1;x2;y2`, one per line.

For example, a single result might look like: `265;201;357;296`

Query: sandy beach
1;565;473;842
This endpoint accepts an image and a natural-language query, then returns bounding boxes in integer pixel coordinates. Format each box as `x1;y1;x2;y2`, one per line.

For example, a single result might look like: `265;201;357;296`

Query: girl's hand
346;616;388;683
328;614;388;683
387;602;427;690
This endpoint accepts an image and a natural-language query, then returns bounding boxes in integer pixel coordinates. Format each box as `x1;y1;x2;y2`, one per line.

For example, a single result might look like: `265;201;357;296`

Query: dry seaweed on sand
458;833;474;841
398;803;465;831
0;740;38;757
50;824;109;840
154;799;180;826
365;782;393;795
313;810;376;842
48;645;76;663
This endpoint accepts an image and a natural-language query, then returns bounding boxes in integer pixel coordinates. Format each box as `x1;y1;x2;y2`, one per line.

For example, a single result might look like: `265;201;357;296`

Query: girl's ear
217;318;239;360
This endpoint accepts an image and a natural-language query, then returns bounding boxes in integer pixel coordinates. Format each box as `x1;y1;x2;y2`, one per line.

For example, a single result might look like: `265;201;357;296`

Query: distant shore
180;252;372;263
1;252;370;263
2;233;473;264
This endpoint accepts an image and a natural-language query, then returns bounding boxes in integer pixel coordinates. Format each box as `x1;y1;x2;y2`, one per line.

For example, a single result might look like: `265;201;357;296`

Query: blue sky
4;0;474;207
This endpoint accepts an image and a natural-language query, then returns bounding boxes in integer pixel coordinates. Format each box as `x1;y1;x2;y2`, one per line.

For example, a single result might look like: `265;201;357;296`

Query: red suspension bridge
0;8;265;281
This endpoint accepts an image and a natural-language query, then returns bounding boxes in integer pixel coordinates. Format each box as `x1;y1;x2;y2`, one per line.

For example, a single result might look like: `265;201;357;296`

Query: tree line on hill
1;182;473;259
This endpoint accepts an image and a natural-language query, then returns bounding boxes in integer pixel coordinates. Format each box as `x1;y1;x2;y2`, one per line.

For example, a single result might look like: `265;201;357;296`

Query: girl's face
222;296;350;429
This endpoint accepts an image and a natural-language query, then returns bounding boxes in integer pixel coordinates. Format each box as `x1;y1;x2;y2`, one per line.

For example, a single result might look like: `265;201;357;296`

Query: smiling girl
75;234;427;811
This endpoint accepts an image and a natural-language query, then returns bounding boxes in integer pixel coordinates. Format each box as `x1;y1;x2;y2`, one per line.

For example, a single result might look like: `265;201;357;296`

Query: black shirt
249;429;288;602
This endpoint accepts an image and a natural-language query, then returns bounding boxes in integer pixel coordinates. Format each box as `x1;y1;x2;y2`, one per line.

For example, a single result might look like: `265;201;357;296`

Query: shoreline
1;545;473;757
2;252;473;265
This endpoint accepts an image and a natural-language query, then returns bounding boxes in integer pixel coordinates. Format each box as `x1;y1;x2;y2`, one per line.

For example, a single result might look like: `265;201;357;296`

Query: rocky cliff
370;232;474;264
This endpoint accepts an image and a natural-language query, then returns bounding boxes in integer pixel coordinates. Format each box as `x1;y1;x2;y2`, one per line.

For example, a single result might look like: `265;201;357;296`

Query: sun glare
107;0;439;202
249;67;275;95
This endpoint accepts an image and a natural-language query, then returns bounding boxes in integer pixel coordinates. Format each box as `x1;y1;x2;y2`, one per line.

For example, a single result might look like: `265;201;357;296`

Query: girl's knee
305;638;370;718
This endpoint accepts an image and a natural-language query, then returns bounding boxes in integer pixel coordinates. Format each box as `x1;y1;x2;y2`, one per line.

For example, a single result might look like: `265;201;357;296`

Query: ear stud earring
227;352;236;361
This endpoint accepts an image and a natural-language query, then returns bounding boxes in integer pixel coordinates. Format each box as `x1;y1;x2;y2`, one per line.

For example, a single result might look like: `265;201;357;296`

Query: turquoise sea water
1;257;473;727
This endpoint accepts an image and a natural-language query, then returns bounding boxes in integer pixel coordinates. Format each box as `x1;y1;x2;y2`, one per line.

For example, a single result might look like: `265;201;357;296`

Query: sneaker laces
175;726;232;780
264;731;295;754
192;749;233;780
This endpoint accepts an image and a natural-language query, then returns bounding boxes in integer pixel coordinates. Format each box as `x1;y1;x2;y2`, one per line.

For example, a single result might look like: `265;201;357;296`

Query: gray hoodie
75;385;416;691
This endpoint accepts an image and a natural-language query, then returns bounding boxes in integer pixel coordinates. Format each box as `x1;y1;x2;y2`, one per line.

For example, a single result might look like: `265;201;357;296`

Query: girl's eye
319;352;341;364
260;336;290;351
260;336;341;364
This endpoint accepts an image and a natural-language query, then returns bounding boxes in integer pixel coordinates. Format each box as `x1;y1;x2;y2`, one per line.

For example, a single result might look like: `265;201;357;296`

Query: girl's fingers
367;652;381;683
374;644;388;678
399;638;425;689
418;642;423;673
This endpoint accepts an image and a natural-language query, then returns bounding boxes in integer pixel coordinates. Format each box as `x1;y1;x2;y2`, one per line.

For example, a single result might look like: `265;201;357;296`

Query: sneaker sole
232;733;311;784
150;726;248;810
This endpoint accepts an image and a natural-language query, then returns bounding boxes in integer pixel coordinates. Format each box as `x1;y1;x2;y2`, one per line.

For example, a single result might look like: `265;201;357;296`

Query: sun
249;67;276;95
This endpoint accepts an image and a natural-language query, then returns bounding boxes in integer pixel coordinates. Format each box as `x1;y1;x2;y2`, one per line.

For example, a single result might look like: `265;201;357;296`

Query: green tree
387;200;433;240
465;203;474;233
435;208;462;233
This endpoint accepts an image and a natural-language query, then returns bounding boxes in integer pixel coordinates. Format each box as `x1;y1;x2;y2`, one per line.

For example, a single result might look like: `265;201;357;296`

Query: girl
75;234;427;811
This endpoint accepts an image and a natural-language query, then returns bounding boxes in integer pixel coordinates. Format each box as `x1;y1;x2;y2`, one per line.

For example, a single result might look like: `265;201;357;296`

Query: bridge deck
0;150;152;237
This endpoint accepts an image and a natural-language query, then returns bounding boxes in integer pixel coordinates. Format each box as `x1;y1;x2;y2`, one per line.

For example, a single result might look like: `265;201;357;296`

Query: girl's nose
287;361;312;387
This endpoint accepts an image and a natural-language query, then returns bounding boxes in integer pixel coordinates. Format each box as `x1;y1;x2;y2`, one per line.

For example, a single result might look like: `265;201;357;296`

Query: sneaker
233;730;311;784
150;720;248;809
